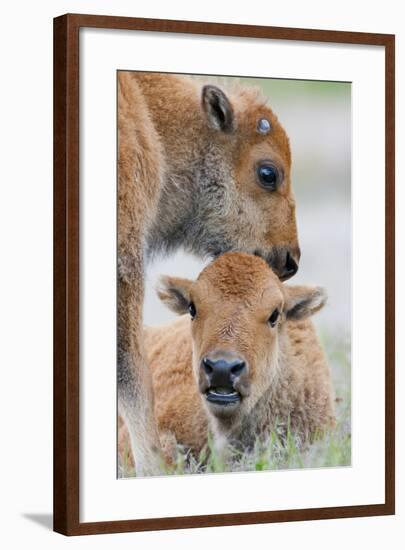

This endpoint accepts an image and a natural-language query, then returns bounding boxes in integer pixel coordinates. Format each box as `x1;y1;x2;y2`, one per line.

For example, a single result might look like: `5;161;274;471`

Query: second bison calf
120;252;336;469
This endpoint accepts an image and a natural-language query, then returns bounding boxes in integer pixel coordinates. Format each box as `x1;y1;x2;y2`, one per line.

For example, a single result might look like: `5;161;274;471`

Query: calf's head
194;84;300;280
158;252;326;428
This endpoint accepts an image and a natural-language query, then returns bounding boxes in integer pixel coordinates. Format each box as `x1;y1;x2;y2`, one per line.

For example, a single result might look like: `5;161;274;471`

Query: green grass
119;329;351;478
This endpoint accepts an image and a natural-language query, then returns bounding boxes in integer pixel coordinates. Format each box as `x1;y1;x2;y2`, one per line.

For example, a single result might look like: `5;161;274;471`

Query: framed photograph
53;13;395;535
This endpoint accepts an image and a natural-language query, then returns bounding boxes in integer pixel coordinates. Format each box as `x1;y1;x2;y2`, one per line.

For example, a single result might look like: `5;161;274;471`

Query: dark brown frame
54;13;395;536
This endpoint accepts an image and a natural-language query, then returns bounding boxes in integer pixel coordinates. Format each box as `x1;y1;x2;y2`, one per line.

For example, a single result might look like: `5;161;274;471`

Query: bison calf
120;252;335;469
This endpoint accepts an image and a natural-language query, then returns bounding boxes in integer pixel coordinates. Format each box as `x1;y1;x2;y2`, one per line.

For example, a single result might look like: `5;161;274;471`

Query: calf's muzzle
266;246;300;281
202;355;246;390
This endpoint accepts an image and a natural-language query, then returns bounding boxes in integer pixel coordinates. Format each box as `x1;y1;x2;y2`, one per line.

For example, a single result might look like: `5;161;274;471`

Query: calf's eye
257;164;279;191
188;301;197;320
268;308;280;327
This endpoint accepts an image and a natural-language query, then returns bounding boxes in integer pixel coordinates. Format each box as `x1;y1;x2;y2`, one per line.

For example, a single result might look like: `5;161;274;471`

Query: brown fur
118;73;300;475
119;253;335;468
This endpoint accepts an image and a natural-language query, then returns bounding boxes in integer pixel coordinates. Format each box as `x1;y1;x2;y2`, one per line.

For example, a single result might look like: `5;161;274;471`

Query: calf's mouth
205;387;241;407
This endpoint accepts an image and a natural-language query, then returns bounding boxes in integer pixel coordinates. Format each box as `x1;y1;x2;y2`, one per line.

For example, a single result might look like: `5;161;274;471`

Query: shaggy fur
119;253;335;467
118;73;300;475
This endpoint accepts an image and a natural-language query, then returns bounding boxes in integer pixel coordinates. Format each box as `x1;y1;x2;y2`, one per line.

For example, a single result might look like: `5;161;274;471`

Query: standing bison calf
118;73;300;475
120;252;335;469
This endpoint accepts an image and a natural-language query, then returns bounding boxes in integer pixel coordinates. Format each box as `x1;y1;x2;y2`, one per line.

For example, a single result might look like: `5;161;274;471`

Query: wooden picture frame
54;13;395;535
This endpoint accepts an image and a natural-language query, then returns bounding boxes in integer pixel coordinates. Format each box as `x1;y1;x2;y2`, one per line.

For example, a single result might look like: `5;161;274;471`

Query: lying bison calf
119;252;335;469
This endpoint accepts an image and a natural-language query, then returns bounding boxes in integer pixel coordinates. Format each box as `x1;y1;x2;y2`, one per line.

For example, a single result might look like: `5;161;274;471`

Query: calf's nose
202;356;246;388
282;252;299;280
269;247;300;281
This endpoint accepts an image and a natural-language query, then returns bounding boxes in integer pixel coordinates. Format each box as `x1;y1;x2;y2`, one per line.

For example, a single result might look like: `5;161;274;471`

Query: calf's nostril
230;361;245;377
283;252;298;279
202;358;214;375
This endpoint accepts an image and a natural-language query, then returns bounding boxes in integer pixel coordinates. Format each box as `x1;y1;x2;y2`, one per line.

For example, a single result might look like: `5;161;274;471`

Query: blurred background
140;74;352;469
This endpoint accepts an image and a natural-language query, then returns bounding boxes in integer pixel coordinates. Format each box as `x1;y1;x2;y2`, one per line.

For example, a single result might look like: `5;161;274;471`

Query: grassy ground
119;329;351;478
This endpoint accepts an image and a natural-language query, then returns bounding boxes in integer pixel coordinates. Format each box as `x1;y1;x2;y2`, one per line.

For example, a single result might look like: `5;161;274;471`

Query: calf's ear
202;85;235;133
157;275;193;315
284;285;327;320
